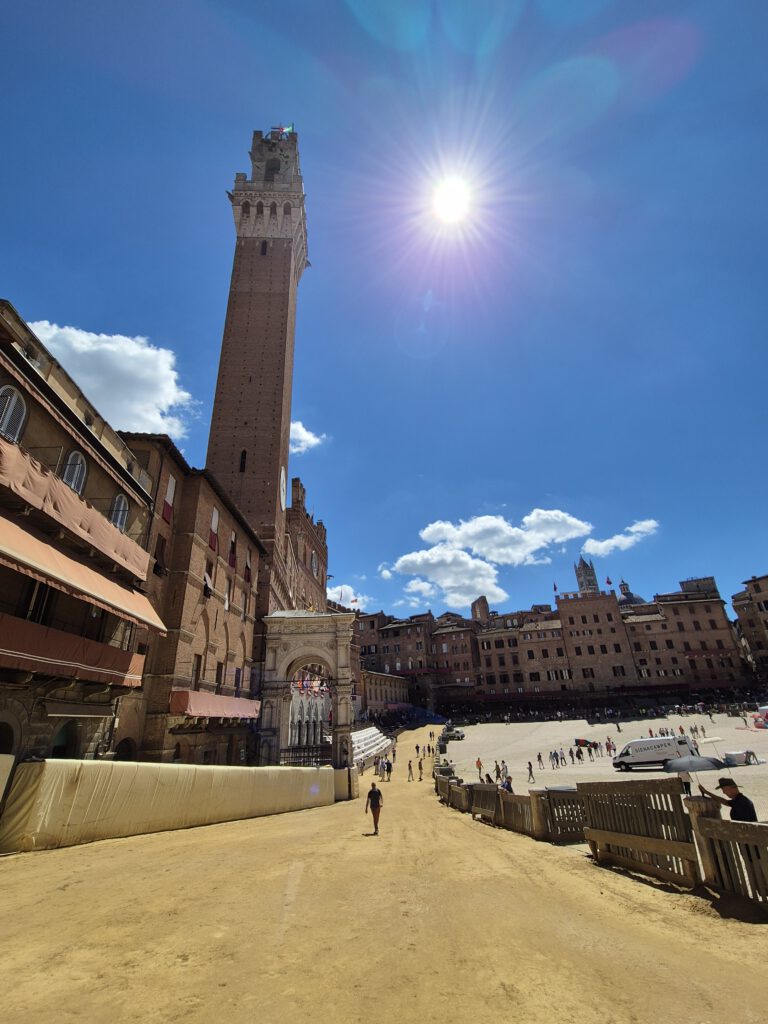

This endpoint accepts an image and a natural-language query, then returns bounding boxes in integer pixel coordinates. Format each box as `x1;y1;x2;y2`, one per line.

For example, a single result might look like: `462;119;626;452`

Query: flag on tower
606;576;613;586
553;582;558;593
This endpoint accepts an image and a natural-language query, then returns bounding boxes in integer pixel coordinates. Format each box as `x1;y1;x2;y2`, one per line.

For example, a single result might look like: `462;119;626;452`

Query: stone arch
256;200;264;216
0;697;27;757
114;737;137;761
261;611;356;767
0;720;14;755
50;720;80;758
240;200;251;220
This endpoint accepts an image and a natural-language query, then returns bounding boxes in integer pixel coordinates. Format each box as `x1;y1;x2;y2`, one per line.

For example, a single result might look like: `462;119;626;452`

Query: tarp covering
0;437;150;580
0;613;145;687
0;512;166;632
169;689;261;719
0;759;336;853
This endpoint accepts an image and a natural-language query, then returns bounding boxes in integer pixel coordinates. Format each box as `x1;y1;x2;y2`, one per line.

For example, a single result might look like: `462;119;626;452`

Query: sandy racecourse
1;724;766;1024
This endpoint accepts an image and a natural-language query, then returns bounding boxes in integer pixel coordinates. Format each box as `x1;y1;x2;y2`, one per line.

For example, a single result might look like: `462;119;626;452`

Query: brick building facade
0;301;166;760
731;574;768;681
356;568;751;714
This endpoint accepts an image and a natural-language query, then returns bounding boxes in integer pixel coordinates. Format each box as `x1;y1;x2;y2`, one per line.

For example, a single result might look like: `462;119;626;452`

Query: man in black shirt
698;778;758;822
365;782;383;835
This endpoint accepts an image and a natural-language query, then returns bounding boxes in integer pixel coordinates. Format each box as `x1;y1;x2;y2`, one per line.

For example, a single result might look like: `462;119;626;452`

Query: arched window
270;202;277;217
240;200;250;219
61;450;87;494
283;202;291;216
109;493;129;532
239;449;247;472
256;201;264;216
0;385;27;443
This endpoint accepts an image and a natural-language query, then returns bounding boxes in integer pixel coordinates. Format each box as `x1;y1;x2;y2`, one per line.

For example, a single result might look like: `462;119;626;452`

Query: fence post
529;790;550;841
686;796;722;886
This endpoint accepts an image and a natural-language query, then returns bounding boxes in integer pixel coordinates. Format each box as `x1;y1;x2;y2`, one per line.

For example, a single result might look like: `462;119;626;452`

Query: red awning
169;689;261;719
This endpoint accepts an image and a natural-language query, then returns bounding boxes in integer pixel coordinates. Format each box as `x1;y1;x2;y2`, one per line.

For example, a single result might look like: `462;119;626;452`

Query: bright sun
433;176;470;224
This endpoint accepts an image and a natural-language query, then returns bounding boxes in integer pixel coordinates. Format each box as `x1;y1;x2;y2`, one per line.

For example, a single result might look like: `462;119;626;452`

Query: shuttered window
209;507;219;551
0;386;27;442
61;450;87;494
162;474;176;523
109;493;129;532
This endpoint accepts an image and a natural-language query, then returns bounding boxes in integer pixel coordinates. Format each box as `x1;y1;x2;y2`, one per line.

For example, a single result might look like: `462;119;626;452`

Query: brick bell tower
206;128;309;620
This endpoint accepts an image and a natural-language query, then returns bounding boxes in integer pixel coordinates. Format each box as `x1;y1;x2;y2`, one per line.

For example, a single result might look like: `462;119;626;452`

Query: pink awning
169;689;261;719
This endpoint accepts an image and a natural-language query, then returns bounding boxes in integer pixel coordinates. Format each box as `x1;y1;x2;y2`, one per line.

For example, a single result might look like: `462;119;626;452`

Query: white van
612;734;697;771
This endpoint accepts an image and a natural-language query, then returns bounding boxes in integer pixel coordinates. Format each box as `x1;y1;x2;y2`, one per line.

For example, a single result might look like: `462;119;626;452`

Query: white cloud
290;420;327;455
404;578;437;598
31;320;195;439
326;584;372;610
377;563;393;581
420;509;592;567
582;519;659;557
394;544;508;609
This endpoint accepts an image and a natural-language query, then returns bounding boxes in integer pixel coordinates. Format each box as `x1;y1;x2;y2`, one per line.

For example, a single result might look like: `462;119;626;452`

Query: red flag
606;576;613;586
553;582;558;593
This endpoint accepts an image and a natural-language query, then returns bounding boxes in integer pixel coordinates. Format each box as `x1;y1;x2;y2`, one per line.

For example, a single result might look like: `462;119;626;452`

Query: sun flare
433;176;471;223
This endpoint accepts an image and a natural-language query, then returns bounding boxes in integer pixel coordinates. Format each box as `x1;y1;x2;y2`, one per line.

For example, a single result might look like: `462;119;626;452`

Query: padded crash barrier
0;759;336;853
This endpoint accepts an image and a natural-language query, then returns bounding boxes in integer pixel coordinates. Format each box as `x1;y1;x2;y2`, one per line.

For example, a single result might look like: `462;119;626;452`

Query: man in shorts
366;782;383;835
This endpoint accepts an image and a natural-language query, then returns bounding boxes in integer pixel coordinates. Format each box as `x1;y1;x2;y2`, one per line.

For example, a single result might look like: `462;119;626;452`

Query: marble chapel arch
258;611;355;768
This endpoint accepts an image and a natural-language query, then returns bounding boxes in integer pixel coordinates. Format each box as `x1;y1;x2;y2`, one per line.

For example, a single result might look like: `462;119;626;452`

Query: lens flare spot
433;177;471;223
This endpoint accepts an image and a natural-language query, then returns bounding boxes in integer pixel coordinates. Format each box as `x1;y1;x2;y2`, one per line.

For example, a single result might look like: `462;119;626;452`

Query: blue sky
2;1;766;616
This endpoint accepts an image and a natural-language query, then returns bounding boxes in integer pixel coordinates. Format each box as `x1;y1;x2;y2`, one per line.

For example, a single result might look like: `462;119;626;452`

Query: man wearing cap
698;778;758;822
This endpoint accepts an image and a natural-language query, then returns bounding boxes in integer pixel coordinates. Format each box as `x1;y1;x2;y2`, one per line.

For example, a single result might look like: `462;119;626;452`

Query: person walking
537;752;544;771
365;782;383;835
407;760;414;781
418;758;423;781
500;759;508;780
494;760;501;782
527;761;535;783
415;743;420;756
476;756;483;779
698;778;757;821
386;758;393;782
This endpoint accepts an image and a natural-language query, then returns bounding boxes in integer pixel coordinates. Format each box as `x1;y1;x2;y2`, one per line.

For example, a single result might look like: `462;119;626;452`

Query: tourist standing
527;761;535;783
500;759;508;780
494;760;501;782
407;760;414;781
537;752;544;770
476;756;483;779
418;758;423;781
365;782;383;835
386;758;393;782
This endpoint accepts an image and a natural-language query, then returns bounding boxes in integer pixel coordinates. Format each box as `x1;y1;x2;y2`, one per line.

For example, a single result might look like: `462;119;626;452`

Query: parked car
442;728;465;741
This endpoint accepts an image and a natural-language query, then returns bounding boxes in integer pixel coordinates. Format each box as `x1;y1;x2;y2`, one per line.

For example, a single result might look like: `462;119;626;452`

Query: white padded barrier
0;758;335;853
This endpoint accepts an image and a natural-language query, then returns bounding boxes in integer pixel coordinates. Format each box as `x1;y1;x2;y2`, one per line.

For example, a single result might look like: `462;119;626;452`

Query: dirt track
1;724;765;1024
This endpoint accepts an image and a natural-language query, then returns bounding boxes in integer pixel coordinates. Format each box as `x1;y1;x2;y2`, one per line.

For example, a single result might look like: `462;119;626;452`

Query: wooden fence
579;777;699;887
542;789;587;842
692;813;768;904
498;792;535;836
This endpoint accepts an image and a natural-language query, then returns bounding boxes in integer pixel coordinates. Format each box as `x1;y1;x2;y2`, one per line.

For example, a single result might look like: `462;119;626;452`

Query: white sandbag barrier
0;759;339;854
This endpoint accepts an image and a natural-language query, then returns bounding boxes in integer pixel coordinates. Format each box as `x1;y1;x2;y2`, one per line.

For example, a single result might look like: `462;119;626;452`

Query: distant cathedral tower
206;128;309;615
574;555;599;595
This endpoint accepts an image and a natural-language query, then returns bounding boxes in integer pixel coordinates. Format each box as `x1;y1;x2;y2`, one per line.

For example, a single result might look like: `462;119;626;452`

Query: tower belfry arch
258;611;355;767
